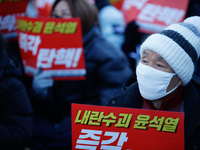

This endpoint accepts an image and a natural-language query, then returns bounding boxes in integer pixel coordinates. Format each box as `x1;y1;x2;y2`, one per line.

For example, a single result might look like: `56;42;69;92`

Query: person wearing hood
0;31;33;149
107;16;200;149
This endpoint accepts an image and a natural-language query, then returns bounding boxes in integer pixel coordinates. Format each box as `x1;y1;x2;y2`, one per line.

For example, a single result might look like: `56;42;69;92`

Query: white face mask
136;62;178;100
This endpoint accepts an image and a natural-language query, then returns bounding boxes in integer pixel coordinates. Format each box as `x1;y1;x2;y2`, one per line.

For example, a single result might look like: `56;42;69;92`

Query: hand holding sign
16;16;86;80
32;67;54;97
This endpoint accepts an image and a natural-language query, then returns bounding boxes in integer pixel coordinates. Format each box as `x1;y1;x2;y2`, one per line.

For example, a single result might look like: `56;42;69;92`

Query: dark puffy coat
107;74;200;150
30;25;133;122
0;50;33;149
28;25;132;149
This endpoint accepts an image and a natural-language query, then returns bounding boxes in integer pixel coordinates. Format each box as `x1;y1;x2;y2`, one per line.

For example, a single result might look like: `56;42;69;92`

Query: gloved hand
32;68;54;97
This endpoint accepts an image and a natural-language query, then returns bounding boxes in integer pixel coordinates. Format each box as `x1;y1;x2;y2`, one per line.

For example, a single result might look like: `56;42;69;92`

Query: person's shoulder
0;77;25;94
84;27;110;52
91;38;127;60
106;81;141;107
85;25;120;52
85;26;117;49
84;26;128;63
121;73;137;91
91;33;116;49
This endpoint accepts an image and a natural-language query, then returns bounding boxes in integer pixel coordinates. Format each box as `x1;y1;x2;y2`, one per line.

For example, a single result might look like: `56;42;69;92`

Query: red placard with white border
111;0;189;34
16;16;86;80
0;0;28;41
72;103;184;150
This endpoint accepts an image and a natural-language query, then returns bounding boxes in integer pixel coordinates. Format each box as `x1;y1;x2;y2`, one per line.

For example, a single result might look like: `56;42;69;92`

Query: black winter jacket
107;74;200;150
0;51;33;149
30;25;133;123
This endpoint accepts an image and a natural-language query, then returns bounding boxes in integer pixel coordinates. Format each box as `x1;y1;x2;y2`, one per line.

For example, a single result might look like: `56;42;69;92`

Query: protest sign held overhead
72;103;184;150
16;16;86;80
111;0;189;34
0;0;28;41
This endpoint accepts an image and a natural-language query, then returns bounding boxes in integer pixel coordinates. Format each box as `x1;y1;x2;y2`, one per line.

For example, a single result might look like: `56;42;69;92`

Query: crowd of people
1;0;200;149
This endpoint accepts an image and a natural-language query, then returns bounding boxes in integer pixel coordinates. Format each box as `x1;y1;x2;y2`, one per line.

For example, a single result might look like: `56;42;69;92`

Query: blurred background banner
34;0;55;17
109;0;124;9
72;103;184;150
109;0;189;34
16;16;86;80
0;0;28;41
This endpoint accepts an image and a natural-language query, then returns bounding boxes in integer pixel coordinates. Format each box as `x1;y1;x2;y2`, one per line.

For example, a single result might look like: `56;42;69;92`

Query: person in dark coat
106;16;200;150
0;32;33;149
28;0;133;149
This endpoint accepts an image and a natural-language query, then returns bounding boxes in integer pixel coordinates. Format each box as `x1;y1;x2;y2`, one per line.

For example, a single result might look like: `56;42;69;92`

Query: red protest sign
72;103;184;150
0;0;28;41
34;0;55;17
119;0;189;34
108;0;123;10
16;16;86;80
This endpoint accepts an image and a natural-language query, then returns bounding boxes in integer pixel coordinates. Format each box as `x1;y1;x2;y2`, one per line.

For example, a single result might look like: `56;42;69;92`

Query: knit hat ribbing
140;16;200;86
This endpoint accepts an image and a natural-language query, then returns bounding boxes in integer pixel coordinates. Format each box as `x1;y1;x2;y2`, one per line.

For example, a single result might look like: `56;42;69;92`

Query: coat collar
123;81;200;142
122;82;143;108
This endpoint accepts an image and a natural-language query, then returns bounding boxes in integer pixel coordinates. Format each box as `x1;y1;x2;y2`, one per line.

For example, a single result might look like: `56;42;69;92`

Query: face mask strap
165;72;179;93
166;85;179;95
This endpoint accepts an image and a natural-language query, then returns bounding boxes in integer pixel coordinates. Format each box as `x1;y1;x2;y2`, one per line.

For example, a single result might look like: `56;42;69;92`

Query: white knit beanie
140;16;200;86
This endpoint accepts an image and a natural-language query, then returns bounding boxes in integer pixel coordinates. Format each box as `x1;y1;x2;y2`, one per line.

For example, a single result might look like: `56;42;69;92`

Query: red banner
0;0;28;41
72;103;184;150
16;16;86;80
112;0;189;34
34;0;55;17
109;0;123;10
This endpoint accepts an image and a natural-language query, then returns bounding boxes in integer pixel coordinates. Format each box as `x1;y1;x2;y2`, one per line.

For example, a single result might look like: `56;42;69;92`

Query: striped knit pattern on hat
140;16;200;86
